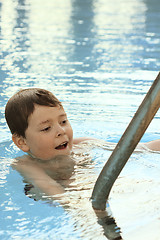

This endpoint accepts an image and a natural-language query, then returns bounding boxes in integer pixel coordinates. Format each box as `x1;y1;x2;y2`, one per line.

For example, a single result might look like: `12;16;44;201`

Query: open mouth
55;142;68;150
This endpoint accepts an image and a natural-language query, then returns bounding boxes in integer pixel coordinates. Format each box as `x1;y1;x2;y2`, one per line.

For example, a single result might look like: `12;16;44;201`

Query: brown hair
5;88;62;138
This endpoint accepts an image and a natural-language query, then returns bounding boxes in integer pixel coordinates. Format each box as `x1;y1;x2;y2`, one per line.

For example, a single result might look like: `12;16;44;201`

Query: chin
55;150;72;158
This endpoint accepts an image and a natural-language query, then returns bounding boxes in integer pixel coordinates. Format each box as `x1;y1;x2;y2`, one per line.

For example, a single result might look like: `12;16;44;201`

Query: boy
5;88;160;199
5;88;93;198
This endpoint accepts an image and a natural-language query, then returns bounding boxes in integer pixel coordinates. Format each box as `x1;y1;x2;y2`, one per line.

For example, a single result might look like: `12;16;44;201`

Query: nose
56;125;65;137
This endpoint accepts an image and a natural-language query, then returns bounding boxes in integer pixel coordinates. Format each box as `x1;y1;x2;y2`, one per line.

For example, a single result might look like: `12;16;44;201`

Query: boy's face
24;105;73;160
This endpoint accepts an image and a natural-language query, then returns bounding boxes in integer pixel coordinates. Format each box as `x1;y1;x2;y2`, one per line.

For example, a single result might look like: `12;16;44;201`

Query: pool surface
0;0;160;239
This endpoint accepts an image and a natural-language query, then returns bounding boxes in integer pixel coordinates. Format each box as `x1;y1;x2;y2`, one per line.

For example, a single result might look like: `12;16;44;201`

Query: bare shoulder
12;154;35;168
12;155;29;169
11;155;65;196
11;154;44;178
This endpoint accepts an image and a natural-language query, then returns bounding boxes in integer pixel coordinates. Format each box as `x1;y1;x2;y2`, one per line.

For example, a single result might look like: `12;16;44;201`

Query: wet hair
5;88;62;138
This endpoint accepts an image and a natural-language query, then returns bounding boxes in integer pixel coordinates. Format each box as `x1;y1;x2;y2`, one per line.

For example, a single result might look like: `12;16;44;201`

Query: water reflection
12;0;30;73
1;0;30;96
1;0;74;95
143;0;160;70
95;208;122;240
93;0;147;72
69;0;97;72
27;0;72;76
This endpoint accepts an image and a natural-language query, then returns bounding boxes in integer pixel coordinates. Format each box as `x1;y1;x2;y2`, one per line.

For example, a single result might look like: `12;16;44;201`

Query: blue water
0;0;160;239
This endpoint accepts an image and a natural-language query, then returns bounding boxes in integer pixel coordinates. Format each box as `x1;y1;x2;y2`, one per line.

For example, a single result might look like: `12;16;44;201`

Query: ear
12;134;30;152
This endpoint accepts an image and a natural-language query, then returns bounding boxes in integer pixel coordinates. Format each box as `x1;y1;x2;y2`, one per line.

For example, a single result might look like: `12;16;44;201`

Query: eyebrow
38;120;50;126
38;114;67;126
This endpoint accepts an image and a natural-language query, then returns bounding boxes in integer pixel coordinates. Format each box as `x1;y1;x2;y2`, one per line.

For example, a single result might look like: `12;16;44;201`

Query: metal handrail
91;72;160;210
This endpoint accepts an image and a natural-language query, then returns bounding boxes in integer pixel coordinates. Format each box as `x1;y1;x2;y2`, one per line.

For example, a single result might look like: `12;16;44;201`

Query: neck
27;151;45;162
27;151;74;163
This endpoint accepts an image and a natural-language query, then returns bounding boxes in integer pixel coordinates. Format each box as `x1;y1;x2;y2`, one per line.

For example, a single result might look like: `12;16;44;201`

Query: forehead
28;105;66;125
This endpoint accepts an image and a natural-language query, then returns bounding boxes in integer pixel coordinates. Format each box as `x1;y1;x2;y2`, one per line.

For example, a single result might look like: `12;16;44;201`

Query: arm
73;137;117;151
138;139;160;152
12;158;65;198
73;137;96;144
73;137;160;152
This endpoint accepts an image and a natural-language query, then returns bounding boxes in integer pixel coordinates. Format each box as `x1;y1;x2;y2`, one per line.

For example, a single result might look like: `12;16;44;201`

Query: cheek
27;135;48;151
30;138;52;158
36;136;51;147
69;127;73;139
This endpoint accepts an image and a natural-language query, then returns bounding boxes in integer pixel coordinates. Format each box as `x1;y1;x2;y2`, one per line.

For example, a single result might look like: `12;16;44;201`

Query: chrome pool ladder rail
91;71;160;210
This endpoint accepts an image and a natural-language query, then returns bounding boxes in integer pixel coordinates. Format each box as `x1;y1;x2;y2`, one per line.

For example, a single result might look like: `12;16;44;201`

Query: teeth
60;142;67;146
55;142;67;149
59;143;64;147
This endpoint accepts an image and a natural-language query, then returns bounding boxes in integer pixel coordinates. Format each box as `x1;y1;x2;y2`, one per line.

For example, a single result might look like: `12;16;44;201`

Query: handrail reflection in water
95;205;123;240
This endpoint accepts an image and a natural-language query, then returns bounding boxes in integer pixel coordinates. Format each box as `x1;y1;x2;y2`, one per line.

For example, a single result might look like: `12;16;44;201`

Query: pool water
0;0;160;239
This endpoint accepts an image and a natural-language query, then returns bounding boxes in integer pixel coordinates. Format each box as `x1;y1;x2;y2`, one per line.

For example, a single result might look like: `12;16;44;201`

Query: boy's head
5;88;62;138
5;88;73;160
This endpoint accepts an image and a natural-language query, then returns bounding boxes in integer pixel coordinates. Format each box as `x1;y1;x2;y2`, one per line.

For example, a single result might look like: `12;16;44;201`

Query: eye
61;119;67;125
41;126;51;132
